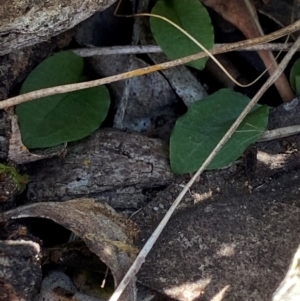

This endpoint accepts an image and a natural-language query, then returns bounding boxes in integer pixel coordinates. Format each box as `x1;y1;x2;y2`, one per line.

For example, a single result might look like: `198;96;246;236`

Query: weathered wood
0;240;42;301
0;0;117;55
134;158;300;301
26;128;174;209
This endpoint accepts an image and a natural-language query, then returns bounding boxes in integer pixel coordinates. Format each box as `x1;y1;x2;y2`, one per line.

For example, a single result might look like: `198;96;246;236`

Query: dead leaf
0;198;139;301
201;0;295;102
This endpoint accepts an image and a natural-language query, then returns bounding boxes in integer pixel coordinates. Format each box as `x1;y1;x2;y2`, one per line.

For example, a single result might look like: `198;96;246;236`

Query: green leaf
150;0;214;70
170;89;269;174
290;58;300;94
296;77;300;95
16;52;110;149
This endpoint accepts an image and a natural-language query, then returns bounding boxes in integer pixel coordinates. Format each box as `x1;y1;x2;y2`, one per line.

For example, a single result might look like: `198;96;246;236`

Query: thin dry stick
1;19;300;110
258;125;300;142
108;34;300;301
72;43;299;57
116;4;293;91
135;12;278;88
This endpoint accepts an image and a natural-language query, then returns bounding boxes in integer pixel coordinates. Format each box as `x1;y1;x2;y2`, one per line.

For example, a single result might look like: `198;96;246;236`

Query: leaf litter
1;0;300;300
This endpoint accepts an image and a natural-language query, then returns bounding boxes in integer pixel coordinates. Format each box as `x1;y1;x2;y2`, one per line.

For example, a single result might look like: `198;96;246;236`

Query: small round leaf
16;52;110;149
170;89;269;174
150;0;214;70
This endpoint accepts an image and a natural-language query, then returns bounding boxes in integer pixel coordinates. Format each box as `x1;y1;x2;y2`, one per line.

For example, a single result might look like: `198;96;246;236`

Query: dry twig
72;43;300;57
258;125;300;142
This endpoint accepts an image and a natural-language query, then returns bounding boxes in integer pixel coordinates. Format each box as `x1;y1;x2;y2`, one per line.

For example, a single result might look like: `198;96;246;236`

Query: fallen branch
1;19;300;110
72;43;300;57
108;33;300;301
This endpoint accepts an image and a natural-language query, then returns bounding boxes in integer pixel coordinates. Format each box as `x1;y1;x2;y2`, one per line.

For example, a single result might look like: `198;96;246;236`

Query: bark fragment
26;128;174;210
